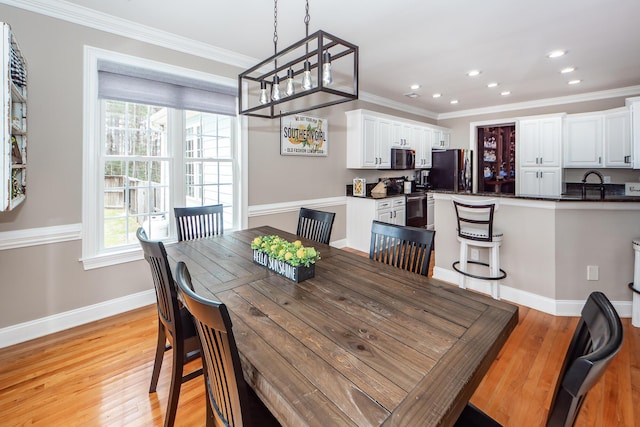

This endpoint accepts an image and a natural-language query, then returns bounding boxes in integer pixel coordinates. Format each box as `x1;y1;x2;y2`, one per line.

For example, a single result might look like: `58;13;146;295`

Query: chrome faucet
581;170;605;199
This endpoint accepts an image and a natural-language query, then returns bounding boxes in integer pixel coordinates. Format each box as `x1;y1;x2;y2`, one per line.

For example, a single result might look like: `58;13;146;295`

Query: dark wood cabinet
477;125;515;194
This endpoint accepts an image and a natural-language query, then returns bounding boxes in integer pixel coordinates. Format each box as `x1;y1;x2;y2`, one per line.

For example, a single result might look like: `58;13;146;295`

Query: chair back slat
175;204;224;241
175;262;253;427
369;220;435;276
546;291;623;427
452;198;497;242
137;228;182;344
296;207;336;245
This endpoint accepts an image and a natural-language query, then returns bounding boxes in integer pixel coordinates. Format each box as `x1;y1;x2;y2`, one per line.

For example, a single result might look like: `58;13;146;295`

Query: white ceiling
29;0;640;118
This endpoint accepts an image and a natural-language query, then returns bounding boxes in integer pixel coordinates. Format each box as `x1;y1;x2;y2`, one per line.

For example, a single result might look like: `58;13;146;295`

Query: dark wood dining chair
455;291;623;427
369;220;435;276
296;207;336;245
136;228;203;427
174;261;281;427
174;204;224;241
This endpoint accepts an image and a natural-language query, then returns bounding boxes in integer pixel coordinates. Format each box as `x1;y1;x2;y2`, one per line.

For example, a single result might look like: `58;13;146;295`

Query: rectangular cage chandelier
238;1;358;119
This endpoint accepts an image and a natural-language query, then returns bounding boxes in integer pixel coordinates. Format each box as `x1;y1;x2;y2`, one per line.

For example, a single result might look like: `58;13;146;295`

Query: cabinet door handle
598;156;602;164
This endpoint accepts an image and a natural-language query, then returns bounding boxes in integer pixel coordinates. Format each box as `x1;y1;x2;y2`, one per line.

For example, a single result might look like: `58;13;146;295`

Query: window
83;47;240;269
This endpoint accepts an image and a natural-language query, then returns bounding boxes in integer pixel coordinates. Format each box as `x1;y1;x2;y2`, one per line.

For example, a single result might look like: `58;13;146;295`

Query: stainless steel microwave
391;148;416;170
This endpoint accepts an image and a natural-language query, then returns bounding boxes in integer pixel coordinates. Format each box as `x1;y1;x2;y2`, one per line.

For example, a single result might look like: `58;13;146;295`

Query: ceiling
34;0;640;118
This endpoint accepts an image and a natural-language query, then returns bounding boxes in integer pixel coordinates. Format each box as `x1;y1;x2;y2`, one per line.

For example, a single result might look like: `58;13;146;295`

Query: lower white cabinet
518;168;562;196
346;196;406;253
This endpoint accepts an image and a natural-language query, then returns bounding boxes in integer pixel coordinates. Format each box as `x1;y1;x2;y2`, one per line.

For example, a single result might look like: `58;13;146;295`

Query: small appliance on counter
383;176;407;195
430;149;473;192
416;169;431;190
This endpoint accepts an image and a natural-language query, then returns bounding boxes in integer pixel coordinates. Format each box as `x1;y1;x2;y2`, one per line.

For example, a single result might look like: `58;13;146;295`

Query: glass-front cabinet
1;22;27;211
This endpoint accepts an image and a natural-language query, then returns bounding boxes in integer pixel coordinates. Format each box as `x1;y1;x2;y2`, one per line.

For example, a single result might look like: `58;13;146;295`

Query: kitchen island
432;190;640;317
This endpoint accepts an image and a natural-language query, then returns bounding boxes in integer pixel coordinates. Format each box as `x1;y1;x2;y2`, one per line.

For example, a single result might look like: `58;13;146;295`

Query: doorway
477;125;516;194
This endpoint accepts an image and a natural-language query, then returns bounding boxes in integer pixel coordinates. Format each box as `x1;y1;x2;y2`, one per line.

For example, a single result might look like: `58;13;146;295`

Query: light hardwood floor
1;287;638;426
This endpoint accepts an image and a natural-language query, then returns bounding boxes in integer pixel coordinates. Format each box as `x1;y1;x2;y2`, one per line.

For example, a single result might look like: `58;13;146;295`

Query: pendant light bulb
301;61;313;91
285;68;295;97
259;80;269;105
271;75;281;101
322;51;333;86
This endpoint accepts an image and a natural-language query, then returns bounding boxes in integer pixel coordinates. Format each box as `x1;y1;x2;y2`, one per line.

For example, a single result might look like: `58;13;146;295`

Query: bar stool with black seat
174;204;223;241
455;291;623;427
369;220;435;276
175;261;281;427
296;207;336;245
451;197;506;299
137;228;203;427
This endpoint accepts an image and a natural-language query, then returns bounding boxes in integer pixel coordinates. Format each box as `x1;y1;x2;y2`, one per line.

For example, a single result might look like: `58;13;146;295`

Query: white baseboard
0;289;155;349
433;266;632;318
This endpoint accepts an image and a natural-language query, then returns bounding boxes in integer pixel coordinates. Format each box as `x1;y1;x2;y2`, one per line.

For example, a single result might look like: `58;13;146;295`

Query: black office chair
296;207;336;245
175;261;281;427
369;220;435;276
455;291;623;427
136;228;203;427
174;204;224;241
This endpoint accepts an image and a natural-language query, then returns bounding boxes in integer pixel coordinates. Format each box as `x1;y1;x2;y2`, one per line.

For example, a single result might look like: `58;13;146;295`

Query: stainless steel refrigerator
430;149;473;192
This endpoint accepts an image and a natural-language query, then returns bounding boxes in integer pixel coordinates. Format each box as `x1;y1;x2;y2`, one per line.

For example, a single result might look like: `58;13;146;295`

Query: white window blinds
97;60;237;116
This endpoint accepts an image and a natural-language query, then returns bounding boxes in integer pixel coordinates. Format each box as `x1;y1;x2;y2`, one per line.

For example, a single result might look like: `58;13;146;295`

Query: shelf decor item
251;235;320;282
238;0;358;119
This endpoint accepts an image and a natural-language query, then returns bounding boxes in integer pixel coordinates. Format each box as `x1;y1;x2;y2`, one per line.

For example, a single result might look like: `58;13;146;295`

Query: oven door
406;193;427;228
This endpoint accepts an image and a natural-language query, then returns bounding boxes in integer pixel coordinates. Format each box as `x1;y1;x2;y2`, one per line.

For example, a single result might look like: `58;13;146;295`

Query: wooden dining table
165;225;519;427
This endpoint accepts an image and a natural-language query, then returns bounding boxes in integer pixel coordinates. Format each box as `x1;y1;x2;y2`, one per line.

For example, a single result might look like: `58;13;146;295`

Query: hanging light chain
304;0;310;38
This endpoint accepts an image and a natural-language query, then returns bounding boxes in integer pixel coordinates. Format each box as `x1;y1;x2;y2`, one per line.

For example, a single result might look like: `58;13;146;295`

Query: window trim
82;46;243;270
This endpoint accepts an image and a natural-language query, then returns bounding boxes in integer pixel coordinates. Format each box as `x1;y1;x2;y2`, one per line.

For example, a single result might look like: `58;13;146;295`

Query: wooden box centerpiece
251;235;320;283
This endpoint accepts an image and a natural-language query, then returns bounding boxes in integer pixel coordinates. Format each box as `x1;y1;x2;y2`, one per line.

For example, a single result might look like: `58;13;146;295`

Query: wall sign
280;115;328;157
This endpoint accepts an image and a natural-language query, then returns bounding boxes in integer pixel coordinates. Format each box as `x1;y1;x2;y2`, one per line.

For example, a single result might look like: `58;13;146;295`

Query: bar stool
630;238;640;327
451;197;506;299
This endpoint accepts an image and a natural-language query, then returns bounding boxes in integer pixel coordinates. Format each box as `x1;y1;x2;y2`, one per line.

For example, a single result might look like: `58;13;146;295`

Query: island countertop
429;189;640;203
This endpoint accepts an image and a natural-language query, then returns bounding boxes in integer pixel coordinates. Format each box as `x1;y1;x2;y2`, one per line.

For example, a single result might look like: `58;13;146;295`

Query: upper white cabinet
564;107;631;168
519;116;562;168
604;108;631;168
346;110;391;169
346;109;444;169
564;114;603;167
626;97;640;169
517;115;562;196
432;128;450;149
1;23;27;212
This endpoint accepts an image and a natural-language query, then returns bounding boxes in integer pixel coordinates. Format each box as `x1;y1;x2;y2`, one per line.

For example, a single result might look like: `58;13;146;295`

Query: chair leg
149;320;166;393
490;245;500;300
164;340;185;427
459;241;468;289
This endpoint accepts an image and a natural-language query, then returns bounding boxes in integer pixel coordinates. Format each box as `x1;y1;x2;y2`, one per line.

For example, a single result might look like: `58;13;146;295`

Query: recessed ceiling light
561;67;575;74
410;84;421;90
404;92;420;98
568;79;581;85
432;93;442;98
450;99;459;104
547;50;566;58
467;70;481;77
500;91;511;96
487;82;498;88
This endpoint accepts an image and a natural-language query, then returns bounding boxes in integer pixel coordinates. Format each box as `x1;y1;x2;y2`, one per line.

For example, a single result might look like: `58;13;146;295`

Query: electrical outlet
587;265;599;281
470;249;480;261
603;176;611;184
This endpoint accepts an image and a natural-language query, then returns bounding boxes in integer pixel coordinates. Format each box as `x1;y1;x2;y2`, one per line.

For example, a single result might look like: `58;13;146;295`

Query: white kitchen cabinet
432;129;450;149
1;23;27;212
347;109;447;170
604;108;632;168
518;116;562;167
413;126;432;168
346;110;391;169
563;108;632;168
564;114;603;167
518;168;562;197
346;196;405;252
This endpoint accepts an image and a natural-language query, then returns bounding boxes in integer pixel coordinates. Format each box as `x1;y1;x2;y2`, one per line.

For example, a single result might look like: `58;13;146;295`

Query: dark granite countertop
430;187;640;202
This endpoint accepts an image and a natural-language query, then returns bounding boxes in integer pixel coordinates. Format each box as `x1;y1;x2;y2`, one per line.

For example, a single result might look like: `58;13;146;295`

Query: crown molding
358;90;439;120
437;85;640;120
0;0;259;69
